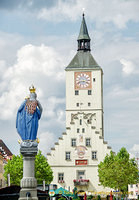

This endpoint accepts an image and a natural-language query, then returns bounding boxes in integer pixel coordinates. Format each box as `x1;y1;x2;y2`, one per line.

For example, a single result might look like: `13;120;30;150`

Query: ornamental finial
29;84;36;93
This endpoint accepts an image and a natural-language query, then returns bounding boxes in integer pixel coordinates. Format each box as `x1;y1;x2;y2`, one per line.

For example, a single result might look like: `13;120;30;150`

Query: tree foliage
4;150;53;185
98;147;138;194
4;154;23;185
35;150;53;184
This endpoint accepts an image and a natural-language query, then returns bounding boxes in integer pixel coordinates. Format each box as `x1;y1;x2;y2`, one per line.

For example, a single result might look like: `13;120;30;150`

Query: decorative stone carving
21;177;37;188
70;112;96;124
21;141;38;148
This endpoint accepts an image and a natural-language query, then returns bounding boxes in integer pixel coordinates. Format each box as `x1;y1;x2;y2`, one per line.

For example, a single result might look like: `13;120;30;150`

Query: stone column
19;143;38;200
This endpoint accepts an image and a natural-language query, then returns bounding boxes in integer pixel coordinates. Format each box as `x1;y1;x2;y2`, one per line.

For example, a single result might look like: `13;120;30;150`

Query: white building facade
47;14;112;194
128;184;139;199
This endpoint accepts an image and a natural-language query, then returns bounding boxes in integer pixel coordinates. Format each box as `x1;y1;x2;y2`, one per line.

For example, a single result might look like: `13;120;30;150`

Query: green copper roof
66;51;101;70
78;14;90;40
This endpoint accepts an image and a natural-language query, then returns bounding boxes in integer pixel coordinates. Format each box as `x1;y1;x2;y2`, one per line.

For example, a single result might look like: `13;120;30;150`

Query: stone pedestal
19;143;38;200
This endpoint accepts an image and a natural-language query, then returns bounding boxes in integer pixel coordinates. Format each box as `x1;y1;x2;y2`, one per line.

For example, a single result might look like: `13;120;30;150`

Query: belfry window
65;152;71;160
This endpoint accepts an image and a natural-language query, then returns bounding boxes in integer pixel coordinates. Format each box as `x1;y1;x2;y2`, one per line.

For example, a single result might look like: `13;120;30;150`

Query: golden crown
29;85;36;93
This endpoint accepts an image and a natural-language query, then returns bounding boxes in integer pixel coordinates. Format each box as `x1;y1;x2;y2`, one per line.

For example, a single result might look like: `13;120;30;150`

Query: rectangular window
77;171;85;179
58;173;64;181
88;90;92;95
76;103;79;107
86;138;91;147
130;184;133;188
80;119;82;125
77;128;80;133
93;78;96;82
88;102;91;106
75;90;79;95
92;151;97;160
82;128;85;133
65;152;71;160
71;139;76;147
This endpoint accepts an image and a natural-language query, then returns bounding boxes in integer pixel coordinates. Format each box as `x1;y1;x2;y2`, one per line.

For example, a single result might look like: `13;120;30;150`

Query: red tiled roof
0;140;12;156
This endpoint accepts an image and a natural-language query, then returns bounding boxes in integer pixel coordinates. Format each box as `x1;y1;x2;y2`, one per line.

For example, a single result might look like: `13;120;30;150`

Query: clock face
75;72;91;89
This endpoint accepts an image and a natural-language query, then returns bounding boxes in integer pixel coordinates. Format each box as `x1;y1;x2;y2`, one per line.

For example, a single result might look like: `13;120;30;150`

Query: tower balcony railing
73;179;89;186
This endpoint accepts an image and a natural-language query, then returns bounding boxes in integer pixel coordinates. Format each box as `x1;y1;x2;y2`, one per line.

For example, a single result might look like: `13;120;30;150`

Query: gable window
75;90;79;95
77;128;80;133
92;151;97;160
71;139;76;147
86;138;91;147
88;90;92;95
58;173;64;181
88;102;91;106
76;103;79;107
82;128;85;133
65;152;71;160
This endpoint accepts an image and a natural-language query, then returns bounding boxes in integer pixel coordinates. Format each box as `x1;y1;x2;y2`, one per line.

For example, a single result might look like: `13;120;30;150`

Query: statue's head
29;85;37;100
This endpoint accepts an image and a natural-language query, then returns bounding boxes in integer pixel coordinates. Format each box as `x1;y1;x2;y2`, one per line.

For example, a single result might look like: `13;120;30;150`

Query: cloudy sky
0;0;139;158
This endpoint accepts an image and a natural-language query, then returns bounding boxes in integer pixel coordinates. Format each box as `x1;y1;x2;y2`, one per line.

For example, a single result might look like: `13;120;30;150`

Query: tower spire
77;13;91;51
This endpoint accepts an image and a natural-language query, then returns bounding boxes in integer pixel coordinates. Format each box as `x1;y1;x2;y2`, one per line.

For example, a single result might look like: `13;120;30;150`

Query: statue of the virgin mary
16;85;43;141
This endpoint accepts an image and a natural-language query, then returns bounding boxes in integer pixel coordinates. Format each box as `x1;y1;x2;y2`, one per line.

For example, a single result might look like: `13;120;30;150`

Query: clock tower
47;13;111;194
65;13;103;138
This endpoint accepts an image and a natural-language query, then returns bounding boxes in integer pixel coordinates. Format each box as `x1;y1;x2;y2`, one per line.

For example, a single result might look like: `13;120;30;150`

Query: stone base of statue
19;141;38;200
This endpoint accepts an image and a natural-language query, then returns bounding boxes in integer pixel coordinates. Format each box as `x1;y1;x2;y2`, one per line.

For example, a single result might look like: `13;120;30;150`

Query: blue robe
16;100;41;140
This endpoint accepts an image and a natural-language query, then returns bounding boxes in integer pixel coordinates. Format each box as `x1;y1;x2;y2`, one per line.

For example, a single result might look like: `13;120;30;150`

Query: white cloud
0;44;65;120
38;0;139;28
129;144;139;159
39;131;56;155
120;59;135;75
130;144;139;153
43;96;65;119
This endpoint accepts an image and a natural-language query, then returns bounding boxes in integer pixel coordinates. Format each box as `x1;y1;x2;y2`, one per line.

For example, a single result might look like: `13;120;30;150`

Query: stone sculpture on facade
16;85;43;200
